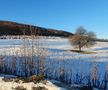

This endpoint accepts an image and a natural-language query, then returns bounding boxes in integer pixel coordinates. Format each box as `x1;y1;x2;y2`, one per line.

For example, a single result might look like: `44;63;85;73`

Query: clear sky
0;0;108;39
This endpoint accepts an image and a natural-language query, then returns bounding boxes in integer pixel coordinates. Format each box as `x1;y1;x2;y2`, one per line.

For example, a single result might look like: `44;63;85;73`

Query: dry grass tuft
32;86;48;90
13;86;26;90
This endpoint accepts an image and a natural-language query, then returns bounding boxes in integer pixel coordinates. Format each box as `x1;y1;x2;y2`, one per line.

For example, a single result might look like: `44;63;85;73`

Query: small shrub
2;78;13;82
29;74;43;83
32;86;48;90
13;86;26;90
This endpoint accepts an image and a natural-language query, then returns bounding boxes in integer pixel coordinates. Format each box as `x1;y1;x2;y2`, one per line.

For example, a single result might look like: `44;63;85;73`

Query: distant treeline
95;39;108;42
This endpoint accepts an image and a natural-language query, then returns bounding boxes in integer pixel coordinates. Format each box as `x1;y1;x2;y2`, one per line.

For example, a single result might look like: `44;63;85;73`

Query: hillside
0;21;73;37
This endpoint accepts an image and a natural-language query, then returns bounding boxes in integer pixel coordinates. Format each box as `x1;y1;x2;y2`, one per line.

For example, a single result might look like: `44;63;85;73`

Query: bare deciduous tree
69;26;96;52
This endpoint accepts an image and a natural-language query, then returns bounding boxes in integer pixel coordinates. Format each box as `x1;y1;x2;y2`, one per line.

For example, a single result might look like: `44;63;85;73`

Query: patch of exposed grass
12;86;26;90
32;86;48;90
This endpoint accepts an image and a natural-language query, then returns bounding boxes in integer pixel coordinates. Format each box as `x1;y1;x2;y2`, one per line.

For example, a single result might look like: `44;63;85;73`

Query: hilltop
0;21;73;37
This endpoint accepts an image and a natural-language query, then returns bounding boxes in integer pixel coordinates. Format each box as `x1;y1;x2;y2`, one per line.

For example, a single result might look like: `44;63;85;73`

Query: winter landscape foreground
0;37;108;90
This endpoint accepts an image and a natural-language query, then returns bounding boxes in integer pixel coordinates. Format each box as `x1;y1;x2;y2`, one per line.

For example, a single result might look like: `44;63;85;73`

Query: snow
0;74;66;90
0;38;108;75
0;37;108;89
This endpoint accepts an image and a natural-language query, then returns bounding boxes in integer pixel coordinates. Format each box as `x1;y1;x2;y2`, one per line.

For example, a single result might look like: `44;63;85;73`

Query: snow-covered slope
0;74;66;90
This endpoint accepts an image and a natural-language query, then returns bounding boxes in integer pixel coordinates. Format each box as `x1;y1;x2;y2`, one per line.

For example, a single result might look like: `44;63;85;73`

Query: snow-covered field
0;37;108;90
0;37;108;62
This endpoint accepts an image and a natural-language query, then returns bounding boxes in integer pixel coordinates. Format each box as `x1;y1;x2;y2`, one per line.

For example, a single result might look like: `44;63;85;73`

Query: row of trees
69;26;96;52
0;25;47;77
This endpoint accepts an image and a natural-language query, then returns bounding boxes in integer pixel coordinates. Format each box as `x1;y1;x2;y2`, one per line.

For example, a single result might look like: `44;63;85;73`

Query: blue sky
0;0;108;38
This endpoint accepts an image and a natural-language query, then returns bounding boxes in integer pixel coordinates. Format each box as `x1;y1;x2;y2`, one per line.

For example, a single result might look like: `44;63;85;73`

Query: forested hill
0;21;73;37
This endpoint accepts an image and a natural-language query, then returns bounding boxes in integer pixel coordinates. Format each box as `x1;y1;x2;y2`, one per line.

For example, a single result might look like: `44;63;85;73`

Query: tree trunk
79;42;81;52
